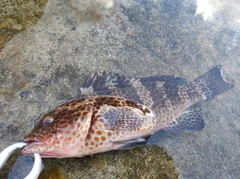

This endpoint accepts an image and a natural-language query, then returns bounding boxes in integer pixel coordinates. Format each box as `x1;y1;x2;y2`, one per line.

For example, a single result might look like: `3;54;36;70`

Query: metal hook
0;142;43;179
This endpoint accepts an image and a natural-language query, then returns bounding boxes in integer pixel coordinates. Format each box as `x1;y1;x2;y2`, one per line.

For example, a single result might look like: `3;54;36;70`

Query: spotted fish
21;65;233;158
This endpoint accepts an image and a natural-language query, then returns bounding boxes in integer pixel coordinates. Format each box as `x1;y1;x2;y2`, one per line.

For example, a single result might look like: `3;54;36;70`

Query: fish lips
20;139;49;157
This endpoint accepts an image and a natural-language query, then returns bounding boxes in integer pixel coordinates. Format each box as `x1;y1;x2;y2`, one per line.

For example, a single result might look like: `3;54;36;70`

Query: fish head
21;99;92;158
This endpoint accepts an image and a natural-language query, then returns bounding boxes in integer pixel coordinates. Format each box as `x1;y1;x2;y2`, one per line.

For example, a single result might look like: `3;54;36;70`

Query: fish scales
21;65;234;158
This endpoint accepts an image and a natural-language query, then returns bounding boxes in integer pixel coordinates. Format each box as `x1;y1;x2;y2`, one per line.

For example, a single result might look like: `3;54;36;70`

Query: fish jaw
21;140;52;157
21;131;68;158
21;138;90;158
21;138;78;158
21;134;59;157
21;130;87;158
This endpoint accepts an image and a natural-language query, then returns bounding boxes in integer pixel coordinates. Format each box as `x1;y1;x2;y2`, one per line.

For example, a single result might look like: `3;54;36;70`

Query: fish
20;65;234;158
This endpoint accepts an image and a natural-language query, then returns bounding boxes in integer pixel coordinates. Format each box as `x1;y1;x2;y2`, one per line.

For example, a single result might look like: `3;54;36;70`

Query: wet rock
40;145;179;179
0;0;239;178
20;91;30;100
0;0;47;52
234;101;240;117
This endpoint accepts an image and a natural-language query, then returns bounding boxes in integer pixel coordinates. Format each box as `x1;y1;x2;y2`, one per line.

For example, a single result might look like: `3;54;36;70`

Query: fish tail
193;65;234;100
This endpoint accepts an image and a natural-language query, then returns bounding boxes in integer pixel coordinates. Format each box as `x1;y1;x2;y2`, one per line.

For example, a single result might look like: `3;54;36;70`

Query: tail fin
194;65;234;100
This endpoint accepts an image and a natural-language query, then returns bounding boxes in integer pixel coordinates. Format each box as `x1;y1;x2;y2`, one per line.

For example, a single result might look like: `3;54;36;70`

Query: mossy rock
0;0;47;52
40;145;180;179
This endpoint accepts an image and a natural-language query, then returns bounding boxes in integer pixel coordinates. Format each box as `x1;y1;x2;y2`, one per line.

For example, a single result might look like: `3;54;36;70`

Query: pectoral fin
101;106;145;131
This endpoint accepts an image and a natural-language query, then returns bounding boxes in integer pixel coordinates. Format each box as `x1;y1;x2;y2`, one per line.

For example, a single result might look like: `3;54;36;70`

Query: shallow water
0;0;240;178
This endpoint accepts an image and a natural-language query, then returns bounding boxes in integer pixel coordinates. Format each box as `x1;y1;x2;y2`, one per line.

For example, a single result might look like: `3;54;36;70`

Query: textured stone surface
39;145;179;179
1;146;179;179
0;0;47;52
0;0;239;178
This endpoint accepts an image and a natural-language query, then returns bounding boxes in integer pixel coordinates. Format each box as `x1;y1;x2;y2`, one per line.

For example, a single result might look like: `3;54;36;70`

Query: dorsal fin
140;75;188;88
80;72;134;95
80;72;188;96
164;105;204;133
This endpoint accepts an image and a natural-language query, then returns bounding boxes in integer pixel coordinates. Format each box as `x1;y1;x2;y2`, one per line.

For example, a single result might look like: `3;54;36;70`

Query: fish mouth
21;138;60;158
24;138;42;144
20;139;45;157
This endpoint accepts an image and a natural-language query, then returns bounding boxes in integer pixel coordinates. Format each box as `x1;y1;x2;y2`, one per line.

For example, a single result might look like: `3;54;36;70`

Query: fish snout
20;140;44;157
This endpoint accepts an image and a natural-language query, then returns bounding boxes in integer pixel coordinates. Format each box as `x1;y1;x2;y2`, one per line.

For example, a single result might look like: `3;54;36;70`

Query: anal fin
164;105;204;133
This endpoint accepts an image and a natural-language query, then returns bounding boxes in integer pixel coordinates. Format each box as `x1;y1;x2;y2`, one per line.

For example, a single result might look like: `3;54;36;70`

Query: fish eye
42;116;54;127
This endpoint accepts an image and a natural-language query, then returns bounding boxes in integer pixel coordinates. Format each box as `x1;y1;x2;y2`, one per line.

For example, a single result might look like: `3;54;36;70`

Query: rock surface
0;0;239;178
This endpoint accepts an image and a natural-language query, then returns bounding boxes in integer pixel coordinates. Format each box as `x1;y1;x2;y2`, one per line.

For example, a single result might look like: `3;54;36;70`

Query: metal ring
0;142;43;179
24;153;43;179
